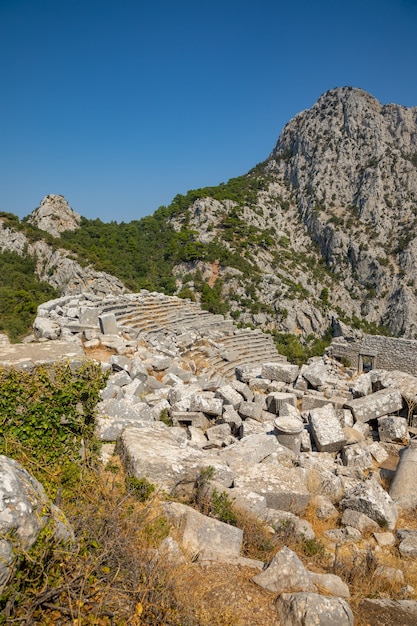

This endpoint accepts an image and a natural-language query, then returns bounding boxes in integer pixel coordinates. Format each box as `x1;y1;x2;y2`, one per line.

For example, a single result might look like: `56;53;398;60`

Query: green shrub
125;476;156;502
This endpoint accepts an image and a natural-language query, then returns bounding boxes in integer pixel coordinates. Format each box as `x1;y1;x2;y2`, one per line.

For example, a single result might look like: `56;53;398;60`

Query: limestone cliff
27;194;81;238
0;219;125;298
170;87;417;338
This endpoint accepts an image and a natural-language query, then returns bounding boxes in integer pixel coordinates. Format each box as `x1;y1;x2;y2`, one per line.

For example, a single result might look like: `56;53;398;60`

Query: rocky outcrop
0;455;73;592
27;194;81;238
0;219;125;297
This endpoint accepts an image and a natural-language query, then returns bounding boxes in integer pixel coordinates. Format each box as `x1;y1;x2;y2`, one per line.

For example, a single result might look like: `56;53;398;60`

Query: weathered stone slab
162;501;243;561
95;398;154;440
309;404;347;452
117;426;203;495
344;388;403;423
341;478;398;530
261;362;299;384
301;394;334;411
170;411;210;430
219;406;243;437
219;433;279;469
230;379;254;402
233;463;310;514
205;423;234;447
276;592;354;626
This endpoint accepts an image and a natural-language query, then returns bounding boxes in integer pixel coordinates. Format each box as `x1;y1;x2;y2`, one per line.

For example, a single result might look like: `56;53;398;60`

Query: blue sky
1;0;416;223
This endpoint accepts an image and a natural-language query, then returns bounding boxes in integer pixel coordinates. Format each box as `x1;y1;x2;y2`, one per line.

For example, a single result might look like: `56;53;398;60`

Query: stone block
341;442;374;469
230;379;254;402
261;362;300;384
214;385;243;409
170;411;210;430
219;433;279;469
233;463;310;515
118;426;203;495
79;306;99;327
301;395;332;411
309;404;347;452
265;392;297;414
205;423;234;447
237;401;263;422
302;360;329;389
189;393;223;416
389;441;417;510
377;415;409;443
345;388;403;423
98;313;119;335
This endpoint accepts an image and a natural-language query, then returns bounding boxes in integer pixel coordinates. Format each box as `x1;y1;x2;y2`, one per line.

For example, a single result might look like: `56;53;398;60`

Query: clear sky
1;0;416;223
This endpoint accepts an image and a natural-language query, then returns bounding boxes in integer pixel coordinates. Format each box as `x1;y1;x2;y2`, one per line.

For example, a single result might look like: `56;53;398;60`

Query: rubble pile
3;290;417;623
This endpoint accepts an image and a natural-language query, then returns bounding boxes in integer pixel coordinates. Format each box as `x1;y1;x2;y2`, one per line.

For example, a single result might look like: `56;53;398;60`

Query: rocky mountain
169;87;417;338
1;87;417;342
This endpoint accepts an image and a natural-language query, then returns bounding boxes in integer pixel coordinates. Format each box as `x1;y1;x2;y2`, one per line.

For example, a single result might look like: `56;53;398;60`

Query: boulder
341;477;398;530
161;501;243;562
0;456;73;593
397;529;417;557
252;546;315;593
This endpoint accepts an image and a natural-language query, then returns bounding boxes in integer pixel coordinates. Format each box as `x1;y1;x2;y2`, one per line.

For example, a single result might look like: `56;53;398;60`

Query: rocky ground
2;292;417;624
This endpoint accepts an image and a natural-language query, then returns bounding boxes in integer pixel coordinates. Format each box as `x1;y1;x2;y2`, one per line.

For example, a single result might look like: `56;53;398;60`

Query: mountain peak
27;194;81;238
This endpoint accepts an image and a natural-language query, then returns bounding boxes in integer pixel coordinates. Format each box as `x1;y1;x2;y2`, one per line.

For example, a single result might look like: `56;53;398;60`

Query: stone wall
330;335;417;376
